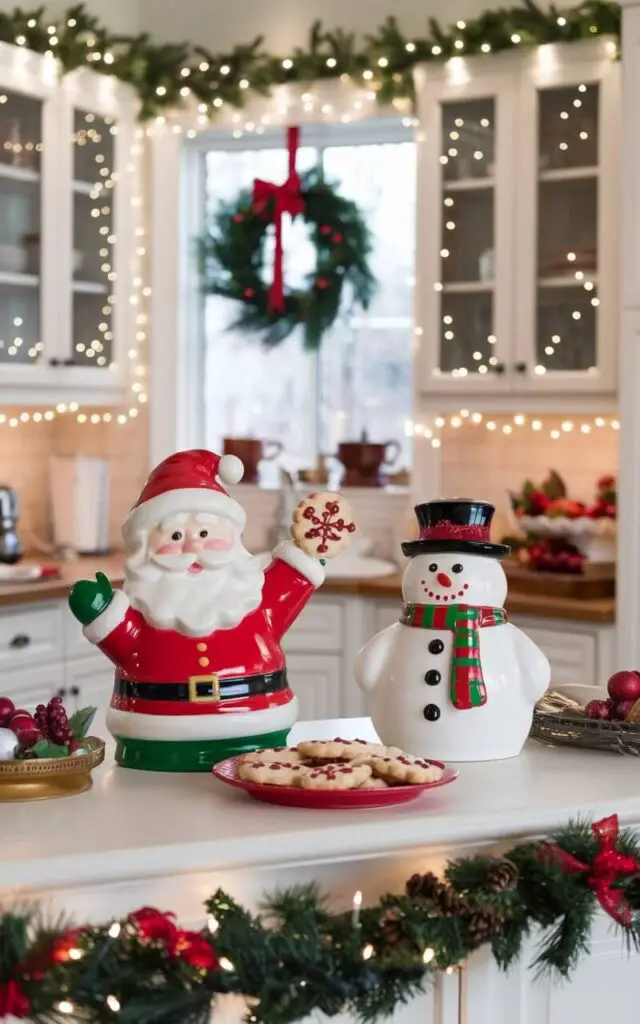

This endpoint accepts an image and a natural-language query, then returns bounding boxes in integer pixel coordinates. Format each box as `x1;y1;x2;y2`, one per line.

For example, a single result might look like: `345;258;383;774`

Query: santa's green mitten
68;571;114;625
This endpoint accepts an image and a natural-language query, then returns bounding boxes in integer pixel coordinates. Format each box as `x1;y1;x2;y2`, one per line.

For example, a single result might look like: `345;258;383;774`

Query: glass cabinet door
0;87;45;366
438;98;497;380
70;108;116;368
534;82;599;377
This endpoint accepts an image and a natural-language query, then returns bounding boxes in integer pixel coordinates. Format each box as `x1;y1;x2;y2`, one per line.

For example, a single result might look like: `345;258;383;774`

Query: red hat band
419;520;491;543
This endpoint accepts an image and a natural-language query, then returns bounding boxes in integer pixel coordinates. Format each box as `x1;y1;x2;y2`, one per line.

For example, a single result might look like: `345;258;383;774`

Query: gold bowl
0;737;105;801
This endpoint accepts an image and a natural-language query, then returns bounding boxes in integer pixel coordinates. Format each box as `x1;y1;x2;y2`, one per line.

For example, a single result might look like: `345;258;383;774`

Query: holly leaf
69;707;97;740
32;740;70;759
522;480;536;498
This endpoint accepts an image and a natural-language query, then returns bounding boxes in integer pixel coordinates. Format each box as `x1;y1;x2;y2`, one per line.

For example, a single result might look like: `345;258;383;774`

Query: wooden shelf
443;176;495;192
0;271;39;287
538;166;599;183
73;280;108;294
441;281;494;294
538;274;598;288
0;163;39;184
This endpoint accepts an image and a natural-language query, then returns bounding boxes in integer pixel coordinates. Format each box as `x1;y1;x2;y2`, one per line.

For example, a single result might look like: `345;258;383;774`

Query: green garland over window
198;166;375;350
0;815;639;1024
0;2;620;119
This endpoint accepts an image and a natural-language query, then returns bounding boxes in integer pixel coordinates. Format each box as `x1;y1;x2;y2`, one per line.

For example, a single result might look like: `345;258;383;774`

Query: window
190;121;416;478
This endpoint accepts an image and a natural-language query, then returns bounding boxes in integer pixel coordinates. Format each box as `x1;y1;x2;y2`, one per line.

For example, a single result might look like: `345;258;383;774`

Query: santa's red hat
123;449;245;539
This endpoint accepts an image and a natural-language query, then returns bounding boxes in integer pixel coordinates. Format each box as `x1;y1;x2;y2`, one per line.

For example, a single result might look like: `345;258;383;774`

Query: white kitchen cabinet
285;652;342;721
0;43;139;405
64;654;114;732
415;38;619;401
0;600;64;672
0;660;64;708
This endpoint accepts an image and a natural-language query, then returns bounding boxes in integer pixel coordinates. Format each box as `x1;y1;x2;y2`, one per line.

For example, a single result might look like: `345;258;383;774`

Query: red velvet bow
0;978;31;1019
538;814;640;925
252;126;304;313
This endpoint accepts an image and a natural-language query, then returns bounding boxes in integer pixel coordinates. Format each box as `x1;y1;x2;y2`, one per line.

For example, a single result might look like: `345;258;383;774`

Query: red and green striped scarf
400;603;508;710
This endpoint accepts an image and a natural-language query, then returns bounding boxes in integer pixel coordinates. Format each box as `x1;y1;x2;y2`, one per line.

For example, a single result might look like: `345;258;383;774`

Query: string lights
409;413;620;447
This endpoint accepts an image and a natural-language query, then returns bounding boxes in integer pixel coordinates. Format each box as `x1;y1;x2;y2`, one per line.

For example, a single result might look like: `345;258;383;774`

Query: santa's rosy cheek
155;540;184;555
202;535;233;551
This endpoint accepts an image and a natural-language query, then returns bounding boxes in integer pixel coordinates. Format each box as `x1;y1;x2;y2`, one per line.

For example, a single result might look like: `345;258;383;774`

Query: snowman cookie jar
354;500;550;762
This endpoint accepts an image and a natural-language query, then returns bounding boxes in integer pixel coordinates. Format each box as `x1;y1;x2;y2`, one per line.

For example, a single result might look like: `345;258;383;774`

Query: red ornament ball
332;232;343;243
243;287;255;299
613;699;638;721
319;225;332;235
315;277;329;290
585;699;610;720
15;725;41;748
232;214;244;223
607;670;640;703
0;696;15;725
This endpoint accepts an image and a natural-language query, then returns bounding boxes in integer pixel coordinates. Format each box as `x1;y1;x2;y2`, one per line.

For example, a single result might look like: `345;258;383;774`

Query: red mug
336;439;400;487
223;437;283;483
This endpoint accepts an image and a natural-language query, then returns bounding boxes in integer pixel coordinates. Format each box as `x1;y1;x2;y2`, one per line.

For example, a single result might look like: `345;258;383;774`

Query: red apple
586;699;611;720
607;671;640;703
0;696;15;725
15;726;41;748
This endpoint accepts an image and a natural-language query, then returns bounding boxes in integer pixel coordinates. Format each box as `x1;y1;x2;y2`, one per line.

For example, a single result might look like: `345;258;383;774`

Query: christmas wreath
2;815;640;1024
198;129;375;349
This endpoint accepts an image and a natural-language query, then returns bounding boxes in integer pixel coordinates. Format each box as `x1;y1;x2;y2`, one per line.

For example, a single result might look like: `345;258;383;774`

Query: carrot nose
437;572;452;588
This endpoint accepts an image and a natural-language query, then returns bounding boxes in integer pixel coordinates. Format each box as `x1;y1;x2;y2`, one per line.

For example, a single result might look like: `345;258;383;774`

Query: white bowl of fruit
0;695;104;801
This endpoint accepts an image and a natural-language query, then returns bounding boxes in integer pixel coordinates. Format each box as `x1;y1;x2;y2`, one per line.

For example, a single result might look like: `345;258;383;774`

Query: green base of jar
113;729;291;772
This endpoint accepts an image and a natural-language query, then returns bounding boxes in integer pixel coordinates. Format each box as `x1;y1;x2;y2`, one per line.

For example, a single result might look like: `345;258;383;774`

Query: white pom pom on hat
122;448;247;538
218;453;244;485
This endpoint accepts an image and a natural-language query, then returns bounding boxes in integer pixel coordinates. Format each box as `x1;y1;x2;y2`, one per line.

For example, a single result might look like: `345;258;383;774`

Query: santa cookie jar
354;500;550;762
68;450;355;771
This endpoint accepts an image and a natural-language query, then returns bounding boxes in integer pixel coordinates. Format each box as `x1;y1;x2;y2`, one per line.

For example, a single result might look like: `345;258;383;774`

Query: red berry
0;697;15;725
585;699;610;720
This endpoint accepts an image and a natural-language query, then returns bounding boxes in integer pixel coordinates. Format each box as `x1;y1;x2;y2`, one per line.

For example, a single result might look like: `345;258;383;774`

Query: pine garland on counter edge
1;814;640;1024
0;1;621;119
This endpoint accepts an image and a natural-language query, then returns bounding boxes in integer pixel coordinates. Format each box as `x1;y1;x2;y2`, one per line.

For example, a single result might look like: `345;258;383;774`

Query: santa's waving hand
68;450;355;773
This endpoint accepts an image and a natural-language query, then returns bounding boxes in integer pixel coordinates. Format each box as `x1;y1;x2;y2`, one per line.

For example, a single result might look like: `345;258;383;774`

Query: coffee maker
0;486;22;563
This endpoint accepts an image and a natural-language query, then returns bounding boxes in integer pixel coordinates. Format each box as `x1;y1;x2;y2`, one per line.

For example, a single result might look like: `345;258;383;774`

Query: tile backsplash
439;415;618;541
0;408;148;551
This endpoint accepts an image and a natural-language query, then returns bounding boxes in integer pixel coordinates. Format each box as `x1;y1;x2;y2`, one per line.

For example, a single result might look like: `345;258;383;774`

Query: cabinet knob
70;686;80;697
57;688;67;698
9;633;31;649
48;358;60;367
492;361;506;374
514;361;528;373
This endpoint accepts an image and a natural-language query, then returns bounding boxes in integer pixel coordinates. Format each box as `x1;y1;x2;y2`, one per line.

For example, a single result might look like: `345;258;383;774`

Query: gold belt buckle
188;674;221;702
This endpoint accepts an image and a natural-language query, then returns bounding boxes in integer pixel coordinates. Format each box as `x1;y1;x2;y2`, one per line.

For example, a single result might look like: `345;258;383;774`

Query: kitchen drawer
63;602;101;661
283;599;343;653
517;623;597;687
0;602;64;672
374;601;400;633
0;660;65;710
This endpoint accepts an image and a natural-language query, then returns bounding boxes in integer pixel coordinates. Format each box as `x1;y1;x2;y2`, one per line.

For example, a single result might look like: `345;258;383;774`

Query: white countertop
4;718;640;892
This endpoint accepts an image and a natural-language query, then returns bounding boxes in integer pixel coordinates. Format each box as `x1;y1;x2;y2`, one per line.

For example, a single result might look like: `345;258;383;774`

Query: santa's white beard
123;549;265;637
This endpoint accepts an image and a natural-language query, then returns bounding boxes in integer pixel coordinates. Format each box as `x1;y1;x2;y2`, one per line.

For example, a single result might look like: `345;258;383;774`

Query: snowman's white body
354;550;550;762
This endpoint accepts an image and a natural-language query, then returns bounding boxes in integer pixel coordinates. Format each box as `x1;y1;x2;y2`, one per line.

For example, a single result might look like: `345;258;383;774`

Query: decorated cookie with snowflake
291;492;356;559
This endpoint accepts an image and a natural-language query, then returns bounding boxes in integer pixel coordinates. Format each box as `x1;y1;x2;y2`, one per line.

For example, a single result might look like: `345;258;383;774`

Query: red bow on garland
0;978;31;1020
538;814;640;925
130;907;218;970
252;125;304;313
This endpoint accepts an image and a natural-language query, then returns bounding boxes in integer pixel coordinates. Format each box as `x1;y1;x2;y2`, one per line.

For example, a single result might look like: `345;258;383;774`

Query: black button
424;670;441;686
423;704;441;721
428;639;444;655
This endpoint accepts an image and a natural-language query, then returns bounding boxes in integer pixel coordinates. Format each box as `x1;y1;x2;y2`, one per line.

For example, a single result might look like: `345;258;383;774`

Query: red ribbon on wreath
537;814;640;925
252;126;304;313
0;978;31;1019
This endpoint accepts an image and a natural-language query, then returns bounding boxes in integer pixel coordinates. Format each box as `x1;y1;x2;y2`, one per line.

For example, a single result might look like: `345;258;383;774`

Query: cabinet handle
48;358;60;367
57;688;67;698
9;633;31;649
491;361;506;374
514;361;527;373
70;686;80;697
64;359;76;367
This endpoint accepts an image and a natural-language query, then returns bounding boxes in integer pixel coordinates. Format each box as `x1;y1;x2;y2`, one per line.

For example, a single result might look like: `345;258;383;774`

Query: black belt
114;669;288;703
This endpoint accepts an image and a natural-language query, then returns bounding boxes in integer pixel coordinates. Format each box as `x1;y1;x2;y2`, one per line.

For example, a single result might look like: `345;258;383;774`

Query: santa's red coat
89;555;316;717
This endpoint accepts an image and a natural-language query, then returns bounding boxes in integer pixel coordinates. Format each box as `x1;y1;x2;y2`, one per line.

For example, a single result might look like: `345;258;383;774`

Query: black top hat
401;499;510;560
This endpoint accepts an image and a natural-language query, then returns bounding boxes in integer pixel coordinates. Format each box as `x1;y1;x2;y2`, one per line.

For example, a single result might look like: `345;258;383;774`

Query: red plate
212;756;458;809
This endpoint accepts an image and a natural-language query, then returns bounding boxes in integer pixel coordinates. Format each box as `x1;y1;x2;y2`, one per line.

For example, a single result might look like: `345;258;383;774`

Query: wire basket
531;710;640;756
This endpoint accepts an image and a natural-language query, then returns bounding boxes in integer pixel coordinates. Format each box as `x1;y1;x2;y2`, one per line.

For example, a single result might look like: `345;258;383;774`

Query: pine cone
464;907;502;947
407;873;469;915
379;908;405;947
406;872;440;900
485;859;519;893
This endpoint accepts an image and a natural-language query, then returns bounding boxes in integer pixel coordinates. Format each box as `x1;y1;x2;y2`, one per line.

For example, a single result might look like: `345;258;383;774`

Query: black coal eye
429;563;438;572
171;531;183;541
452;563;463;573
199;529;209;538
